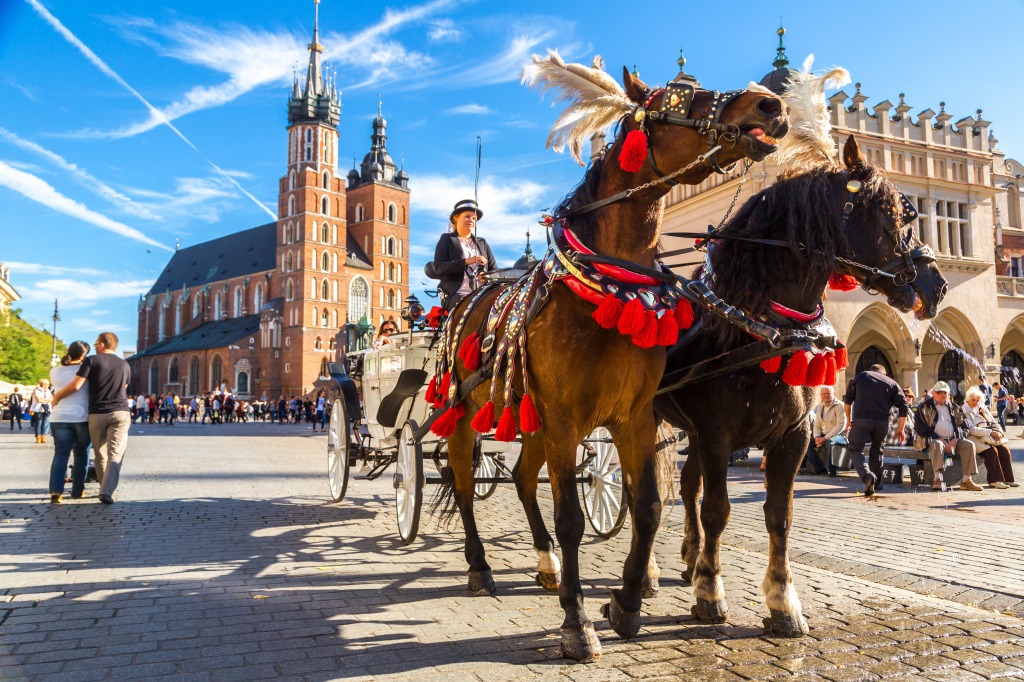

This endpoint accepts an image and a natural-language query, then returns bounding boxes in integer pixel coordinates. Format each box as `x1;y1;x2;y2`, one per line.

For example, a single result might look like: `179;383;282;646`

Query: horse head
832;135;948;319
614;69;790;185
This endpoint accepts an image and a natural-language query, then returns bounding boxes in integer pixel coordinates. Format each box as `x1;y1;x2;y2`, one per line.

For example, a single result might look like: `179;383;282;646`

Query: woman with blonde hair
962;386;1018;489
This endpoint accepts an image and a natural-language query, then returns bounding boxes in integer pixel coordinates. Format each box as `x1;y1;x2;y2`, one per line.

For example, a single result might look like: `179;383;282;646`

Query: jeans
805;436;844;474
34;411;51;438
49;422;91;496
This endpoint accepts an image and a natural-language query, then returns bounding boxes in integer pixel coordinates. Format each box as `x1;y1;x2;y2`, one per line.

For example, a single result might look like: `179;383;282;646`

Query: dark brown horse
433;54;789;662
653;135;948;636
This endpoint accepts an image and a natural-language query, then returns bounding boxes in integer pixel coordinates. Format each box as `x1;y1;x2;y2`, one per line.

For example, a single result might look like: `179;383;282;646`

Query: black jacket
843;370;907;421
427;232;498;298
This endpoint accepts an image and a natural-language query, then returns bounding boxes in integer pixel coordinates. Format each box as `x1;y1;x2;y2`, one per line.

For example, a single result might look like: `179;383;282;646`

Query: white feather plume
521;49;635;165
772;54;851;171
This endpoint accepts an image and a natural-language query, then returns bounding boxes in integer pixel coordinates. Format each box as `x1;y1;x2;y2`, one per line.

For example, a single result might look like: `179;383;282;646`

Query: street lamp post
50;299;60;367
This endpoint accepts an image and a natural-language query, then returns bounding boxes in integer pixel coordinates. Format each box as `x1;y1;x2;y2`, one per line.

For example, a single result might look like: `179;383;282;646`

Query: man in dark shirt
52;332;131;504
843;364;908;497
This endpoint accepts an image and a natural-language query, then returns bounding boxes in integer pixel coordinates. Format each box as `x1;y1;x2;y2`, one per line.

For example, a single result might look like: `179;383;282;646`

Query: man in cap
843;364;908;497
913;381;981;491
427;199;497;311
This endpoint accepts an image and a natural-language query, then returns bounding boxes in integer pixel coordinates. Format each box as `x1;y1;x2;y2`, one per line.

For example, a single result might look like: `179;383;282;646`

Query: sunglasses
382;327;397;334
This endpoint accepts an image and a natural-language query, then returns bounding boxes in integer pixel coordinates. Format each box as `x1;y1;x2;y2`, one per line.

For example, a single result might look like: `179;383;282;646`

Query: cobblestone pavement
2;422;1023;681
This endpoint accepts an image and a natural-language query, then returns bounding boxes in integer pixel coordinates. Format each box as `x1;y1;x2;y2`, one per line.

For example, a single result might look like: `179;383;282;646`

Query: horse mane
551;153;607;241
699;162;899;342
521;50;634;165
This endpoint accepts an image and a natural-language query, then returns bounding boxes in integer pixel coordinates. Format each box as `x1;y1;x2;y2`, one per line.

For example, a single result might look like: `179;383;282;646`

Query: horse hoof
691;597;729;624
600;592;642;639
467;570;496;596
536;571;560;592
560;624;602;662
680;567;693;584
641;576;660;599
763;609;809;637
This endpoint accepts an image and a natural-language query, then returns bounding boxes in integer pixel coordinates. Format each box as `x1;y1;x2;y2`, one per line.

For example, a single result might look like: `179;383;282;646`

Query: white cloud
0;127;163;221
0;160;172;252
4;262;109;277
428;19;462;43
446;104;494;115
123;176;238;224
21;278;153;308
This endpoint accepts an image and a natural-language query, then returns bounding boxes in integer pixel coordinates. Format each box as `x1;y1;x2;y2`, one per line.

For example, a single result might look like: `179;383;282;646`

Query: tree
0;310;66;383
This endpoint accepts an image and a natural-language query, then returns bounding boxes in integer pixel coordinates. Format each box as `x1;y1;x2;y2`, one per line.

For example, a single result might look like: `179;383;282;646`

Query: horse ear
842;135;866;170
622;66;650;105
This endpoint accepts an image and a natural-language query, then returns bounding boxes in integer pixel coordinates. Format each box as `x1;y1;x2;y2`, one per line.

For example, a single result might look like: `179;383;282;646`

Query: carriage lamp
401;294;424;325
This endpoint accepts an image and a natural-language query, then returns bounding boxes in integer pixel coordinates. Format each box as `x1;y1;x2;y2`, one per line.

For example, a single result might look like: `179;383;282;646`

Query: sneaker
98;494;114;505
958;480;982;492
989;482;1009;489
50;493;62;504
862;473;877;498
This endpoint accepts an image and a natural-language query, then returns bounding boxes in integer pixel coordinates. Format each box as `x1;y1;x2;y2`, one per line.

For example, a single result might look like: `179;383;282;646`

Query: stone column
902;362;922;396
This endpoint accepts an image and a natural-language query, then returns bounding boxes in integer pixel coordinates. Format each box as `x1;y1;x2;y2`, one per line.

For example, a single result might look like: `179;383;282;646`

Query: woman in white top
962;386;1019;489
48;341;92;502
30;378;53;444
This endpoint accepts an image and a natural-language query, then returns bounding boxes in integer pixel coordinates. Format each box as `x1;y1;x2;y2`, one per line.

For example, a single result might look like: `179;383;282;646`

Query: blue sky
2;0;1022;351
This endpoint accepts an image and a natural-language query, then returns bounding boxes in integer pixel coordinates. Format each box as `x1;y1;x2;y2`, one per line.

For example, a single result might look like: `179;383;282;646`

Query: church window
323;171;330;189
387;262;395;282
189;356;200;392
387;236;396;256
322;252;330;271
236;371;248;395
321;196;328;215
321;309;329;327
387;202;397;222
355;203;364;222
211;355;222;390
192;295;200;320
233;286;243;318
254;283;264;312
322;279;330;301
288;195;296;217
401;206;406;224
174;298;183;335
286;252;294;272
315;337;323;351
329;338;336;351
321;223;329;242
305;147;312;162
149;361;160;394
168;357;179;384
286;278;294;301
214;292;223;320
350;277;369;322
158;305;166;342
387;289;396;309
289;170;296;190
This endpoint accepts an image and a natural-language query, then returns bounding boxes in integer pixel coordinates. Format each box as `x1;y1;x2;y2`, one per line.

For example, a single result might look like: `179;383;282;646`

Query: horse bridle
832;172;935;291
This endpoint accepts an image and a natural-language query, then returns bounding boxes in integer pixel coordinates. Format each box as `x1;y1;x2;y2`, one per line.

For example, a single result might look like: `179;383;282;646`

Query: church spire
288;0;340;127
305;0;324;98
772;22;789;69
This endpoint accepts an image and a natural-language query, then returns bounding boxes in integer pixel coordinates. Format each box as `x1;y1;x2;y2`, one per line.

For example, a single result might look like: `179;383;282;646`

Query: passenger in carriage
372;321;399;349
428;199;497;311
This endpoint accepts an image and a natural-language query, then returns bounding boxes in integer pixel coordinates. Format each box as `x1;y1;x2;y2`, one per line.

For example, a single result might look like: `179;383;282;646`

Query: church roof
130;313;261;360
146;223;277;297
345;233;373;270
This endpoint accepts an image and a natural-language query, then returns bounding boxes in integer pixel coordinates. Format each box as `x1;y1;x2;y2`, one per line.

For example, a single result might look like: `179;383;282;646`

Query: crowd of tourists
123;391;331;427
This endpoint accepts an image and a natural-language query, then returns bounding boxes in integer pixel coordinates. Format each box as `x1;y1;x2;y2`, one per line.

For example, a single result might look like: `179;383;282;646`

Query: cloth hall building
129;12;410;400
658;32;1024;401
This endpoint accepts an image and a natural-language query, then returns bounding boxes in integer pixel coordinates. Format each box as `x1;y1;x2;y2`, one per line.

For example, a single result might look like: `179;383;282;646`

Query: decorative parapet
995;276;1024;297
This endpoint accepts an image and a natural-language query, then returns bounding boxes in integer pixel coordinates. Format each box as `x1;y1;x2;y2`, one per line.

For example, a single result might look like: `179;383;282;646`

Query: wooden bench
832;444;987;486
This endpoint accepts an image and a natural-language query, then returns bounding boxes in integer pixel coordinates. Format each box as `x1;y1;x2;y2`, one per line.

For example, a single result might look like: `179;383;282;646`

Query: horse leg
548;434;601;662
679;435;703;583
600;416;661;639
513;436;560;591
690;437;730;623
448;421;495;595
761;429;810;636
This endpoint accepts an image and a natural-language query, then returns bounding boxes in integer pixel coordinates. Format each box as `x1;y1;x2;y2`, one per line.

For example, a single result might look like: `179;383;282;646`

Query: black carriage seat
376;369;429;429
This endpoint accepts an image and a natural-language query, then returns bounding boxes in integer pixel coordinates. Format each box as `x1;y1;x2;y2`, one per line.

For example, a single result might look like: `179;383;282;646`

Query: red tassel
495;407;517;442
592;295;624;329
424;375;438;404
471;400;495;434
519;394;540;433
632;311;658;348
760;356;782;373
617;298;647;335
430;403;465;438
425;306;447;329
435;372;451;408
834;345;848;370
675;300;694;330
806;352;827;387
458;332;482;371
823;353;837;386
782;351;810;387
828;273;859;292
656;312;679;346
618;129;648;173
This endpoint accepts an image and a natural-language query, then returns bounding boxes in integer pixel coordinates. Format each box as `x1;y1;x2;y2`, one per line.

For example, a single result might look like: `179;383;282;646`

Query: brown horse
654;135;948;637
432;53;789;662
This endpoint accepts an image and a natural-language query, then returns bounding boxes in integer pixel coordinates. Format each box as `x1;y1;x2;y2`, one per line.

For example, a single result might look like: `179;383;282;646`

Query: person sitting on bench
962;386;1019;489
805;385;846;476
913;381;981;492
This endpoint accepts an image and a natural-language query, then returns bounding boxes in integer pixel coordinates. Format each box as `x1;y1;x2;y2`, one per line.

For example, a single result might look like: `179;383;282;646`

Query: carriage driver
427;199;498;311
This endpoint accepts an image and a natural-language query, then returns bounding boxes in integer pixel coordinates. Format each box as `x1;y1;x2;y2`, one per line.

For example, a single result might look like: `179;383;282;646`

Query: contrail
26;0;277;221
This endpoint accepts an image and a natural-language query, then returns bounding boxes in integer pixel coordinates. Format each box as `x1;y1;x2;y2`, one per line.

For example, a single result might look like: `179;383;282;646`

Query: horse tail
428;439;482;528
655;421;679;518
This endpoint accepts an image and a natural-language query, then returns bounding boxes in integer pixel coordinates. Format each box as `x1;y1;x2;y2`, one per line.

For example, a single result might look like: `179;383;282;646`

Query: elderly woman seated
962;386;1019;489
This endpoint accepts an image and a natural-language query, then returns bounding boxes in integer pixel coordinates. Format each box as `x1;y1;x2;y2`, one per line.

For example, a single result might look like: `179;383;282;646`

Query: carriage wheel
395;420;424;545
580;427;627;538
473;440;499;500
327;398;350;503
